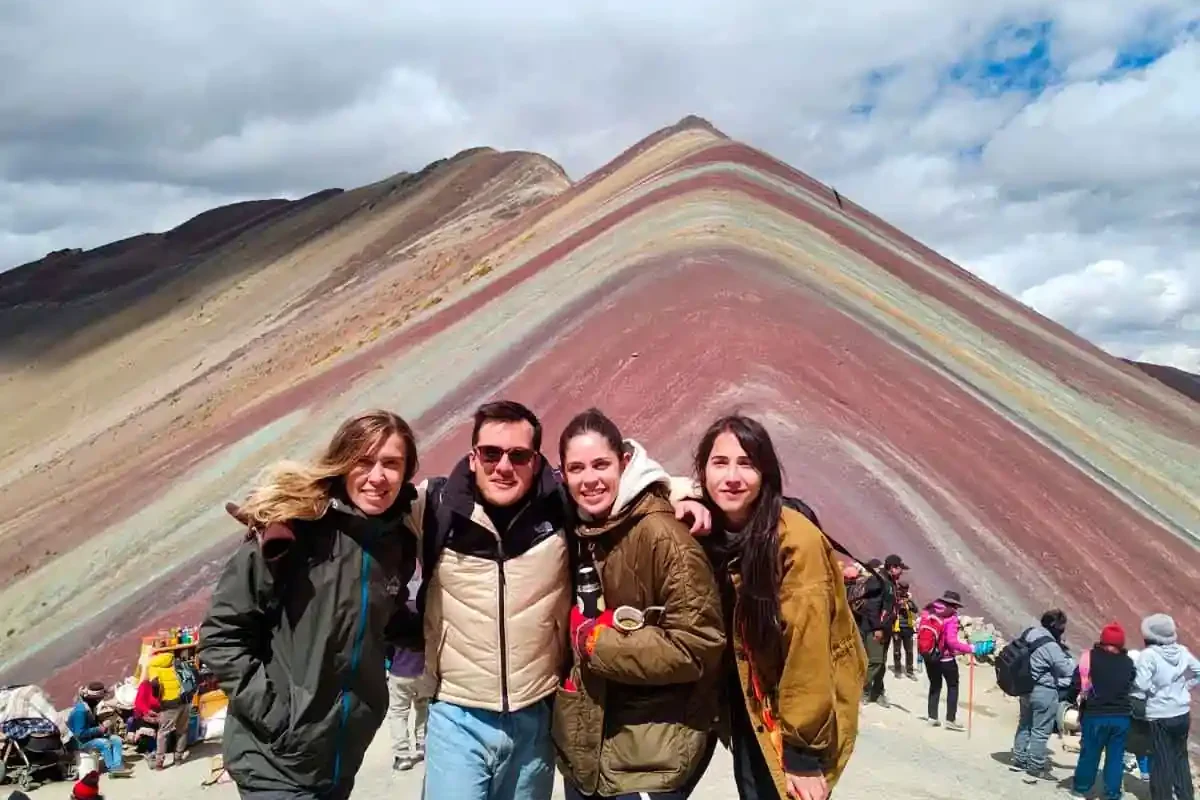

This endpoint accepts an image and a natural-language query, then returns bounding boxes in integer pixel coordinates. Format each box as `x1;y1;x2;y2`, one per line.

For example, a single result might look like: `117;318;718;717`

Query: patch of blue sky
943;19;1061;99
846;65;903;118
1102;11;1198;80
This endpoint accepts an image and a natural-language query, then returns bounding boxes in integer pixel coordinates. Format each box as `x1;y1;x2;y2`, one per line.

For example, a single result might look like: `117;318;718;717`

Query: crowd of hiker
840;538;1198;800
994;608;1199;800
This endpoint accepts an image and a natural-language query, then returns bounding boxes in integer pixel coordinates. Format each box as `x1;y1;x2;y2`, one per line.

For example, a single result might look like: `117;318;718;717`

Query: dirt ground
17;664;1185;800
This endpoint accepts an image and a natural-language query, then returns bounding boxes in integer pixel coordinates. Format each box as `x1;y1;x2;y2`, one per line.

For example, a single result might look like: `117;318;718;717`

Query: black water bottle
576;565;605;619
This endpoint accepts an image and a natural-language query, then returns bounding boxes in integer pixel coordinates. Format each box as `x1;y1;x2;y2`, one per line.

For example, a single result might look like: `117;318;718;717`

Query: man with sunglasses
411;400;708;800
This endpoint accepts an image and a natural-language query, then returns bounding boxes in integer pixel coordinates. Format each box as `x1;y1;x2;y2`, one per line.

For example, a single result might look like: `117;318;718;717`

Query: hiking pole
967;654;975;739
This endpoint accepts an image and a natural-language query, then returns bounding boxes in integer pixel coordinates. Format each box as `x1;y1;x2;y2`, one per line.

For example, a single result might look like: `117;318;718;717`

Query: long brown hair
694;414;785;685
239;409;418;529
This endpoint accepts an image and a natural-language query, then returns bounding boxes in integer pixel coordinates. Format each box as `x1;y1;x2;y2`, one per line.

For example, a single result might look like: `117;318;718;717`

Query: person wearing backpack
860;555;905;706
917;591;975;730
146;651;191;770
892;581;918;680
1069;622;1135;800
1133;613;1199;800
1007;609;1076;783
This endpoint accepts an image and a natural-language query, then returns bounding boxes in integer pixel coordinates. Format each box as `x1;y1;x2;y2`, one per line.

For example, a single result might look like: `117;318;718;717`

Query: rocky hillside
0;116;1195;705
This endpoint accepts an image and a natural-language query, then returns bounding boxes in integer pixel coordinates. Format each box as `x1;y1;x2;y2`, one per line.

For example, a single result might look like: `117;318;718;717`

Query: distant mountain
1;116;1195;707
1125;359;1200;403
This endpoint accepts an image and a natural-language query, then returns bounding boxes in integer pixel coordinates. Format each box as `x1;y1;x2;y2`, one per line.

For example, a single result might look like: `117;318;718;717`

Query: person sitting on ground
918;590;975;731
1069;622;1135;800
1010;609;1076;783
1133;613;1199;800
130;677;162;753
552;409;725;800
892;581;918;680
66;683;133;777
694;414;865;800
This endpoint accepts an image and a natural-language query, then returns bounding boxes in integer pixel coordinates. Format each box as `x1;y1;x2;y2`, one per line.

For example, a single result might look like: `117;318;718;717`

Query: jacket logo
535;521;554;536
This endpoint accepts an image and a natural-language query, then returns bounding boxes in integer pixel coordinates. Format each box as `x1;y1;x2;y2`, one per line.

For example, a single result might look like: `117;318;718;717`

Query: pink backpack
1078;648;1093;698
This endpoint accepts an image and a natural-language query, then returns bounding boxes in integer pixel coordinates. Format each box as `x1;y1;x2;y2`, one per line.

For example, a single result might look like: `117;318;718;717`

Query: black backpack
995;628;1055;696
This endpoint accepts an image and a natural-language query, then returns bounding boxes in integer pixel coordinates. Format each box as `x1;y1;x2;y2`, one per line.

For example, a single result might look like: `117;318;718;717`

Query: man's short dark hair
1041;609;1067;632
472;400;542;451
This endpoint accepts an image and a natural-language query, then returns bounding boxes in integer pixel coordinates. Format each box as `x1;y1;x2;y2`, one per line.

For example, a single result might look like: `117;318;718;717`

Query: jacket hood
576;438;670;524
1150;642;1186;665
223;482;417;562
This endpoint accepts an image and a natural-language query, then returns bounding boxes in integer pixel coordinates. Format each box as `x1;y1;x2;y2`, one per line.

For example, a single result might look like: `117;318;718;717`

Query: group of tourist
843;553;984;731
839;545;1198;800
195;402;867;800
1007;610;1198;800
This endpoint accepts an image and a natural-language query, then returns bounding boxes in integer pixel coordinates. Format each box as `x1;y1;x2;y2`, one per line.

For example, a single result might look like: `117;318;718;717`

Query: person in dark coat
199;410;422;800
860;554;906;706
1071;622;1136;800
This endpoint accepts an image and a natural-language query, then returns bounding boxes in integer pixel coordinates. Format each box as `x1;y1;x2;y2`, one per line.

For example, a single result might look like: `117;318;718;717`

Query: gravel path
19;664;1173;799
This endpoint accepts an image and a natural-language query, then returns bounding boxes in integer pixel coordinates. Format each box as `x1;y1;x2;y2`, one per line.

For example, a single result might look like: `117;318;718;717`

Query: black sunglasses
474;445;536;466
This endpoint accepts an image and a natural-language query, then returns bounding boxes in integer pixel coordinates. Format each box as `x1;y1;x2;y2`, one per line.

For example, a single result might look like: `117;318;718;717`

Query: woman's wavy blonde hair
238;409;419;529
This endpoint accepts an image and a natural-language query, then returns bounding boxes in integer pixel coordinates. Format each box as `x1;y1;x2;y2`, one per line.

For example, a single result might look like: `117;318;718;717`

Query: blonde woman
199;410;422;800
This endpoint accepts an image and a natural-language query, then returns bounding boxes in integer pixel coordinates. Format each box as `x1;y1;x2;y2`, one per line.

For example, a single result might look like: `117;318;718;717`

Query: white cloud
1;0;1198;370
982;40;1200;187
1021;259;1193;334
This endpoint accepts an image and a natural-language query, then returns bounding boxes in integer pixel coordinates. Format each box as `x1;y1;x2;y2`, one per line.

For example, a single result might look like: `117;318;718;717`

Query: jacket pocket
231;662;290;745
551;678;604;790
602;687;706;785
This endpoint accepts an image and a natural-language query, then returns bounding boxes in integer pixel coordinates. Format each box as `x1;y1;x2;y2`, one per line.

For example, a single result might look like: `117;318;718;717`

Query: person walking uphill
552;409;725;800
1009;609;1076;783
917;591;974;731
1069;622;1135;800
1134;613;1199;800
199;410;423;800
861;554;906;706
695;414;866;800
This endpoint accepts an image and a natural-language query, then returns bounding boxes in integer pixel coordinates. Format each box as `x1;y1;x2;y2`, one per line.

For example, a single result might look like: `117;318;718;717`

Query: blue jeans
83;735;125;770
1073;714;1130;799
422;699;554;800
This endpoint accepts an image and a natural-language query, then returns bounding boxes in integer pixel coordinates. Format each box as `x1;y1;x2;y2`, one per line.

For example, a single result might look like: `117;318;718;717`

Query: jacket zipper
495;503;530;714
497;538;510;713
332;549;373;787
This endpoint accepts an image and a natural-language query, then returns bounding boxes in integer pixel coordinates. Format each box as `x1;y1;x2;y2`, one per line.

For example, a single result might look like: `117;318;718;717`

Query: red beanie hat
1100;622;1126;649
72;770;101;800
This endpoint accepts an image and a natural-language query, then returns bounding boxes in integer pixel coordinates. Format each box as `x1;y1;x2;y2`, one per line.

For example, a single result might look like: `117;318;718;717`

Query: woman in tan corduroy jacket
693;414;866;800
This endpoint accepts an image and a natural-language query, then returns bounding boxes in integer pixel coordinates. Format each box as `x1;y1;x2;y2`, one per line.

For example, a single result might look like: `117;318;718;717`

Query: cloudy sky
2;1;1198;369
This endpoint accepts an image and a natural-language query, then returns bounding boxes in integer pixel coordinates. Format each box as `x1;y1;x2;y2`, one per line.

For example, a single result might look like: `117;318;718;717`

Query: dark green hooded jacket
199;491;419;796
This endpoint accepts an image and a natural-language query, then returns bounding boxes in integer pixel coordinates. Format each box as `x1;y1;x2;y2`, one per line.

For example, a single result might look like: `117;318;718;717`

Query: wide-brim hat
939;590;964;608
